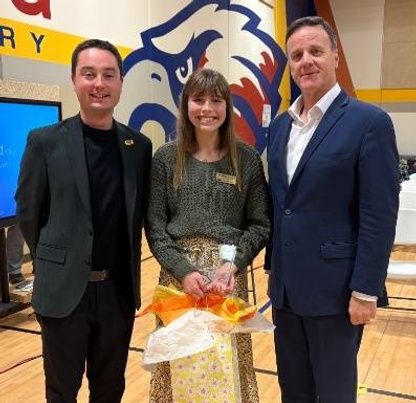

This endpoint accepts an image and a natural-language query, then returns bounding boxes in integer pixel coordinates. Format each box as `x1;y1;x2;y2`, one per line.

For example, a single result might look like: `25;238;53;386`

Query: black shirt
82;121;129;271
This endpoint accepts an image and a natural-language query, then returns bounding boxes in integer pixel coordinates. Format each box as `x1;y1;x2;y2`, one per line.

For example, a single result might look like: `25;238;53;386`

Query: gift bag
140;284;275;402
170;332;241;403
142;309;218;371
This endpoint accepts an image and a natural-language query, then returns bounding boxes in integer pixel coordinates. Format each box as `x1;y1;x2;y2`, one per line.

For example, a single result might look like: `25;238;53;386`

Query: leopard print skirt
148;236;259;403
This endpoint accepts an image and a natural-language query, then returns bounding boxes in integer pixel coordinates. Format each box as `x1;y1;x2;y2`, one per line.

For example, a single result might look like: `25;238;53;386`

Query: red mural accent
234;113;255;146
230;50;281;147
198;52;208;69
230;78;266;146
259;51;278;84
231;78;266;121
11;0;51;19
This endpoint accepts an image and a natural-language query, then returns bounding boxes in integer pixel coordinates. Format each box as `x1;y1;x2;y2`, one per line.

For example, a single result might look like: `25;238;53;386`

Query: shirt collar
288;83;341;123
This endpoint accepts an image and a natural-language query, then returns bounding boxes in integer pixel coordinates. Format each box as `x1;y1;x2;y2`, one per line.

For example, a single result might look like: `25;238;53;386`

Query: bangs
190;73;228;99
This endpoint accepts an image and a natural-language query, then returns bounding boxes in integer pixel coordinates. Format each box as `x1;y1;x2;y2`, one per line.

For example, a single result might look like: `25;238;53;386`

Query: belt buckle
89;270;111;282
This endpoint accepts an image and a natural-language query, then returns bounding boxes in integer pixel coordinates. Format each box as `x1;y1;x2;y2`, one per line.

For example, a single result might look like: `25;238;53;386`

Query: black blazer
16;115;152;318
267;91;400;316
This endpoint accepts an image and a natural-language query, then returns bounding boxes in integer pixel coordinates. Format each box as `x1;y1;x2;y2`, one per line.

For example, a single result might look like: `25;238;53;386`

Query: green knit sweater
147;141;270;281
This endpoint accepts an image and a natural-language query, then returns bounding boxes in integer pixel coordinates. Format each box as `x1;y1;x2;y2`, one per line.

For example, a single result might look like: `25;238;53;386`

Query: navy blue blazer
16;115;152;318
267;90;400;316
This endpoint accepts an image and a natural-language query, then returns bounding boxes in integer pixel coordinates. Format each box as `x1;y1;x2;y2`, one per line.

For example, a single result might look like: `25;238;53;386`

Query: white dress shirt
286;83;341;183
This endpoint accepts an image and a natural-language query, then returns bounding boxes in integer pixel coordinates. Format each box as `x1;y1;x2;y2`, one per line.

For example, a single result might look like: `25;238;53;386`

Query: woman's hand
207;262;238;296
182;272;208;300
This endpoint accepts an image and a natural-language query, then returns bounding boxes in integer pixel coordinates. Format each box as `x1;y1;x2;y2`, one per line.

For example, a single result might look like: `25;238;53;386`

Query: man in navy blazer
267;17;399;403
16;39;152;402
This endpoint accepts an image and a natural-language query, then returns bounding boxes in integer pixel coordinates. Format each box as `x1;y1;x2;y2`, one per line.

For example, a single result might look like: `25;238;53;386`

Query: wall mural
122;0;287;154
4;0;340;153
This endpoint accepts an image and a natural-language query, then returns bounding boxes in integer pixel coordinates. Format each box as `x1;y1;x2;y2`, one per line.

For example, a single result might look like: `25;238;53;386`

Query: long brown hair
173;68;240;190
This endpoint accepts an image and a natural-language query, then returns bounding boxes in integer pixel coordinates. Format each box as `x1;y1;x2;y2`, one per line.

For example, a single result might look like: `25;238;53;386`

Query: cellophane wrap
140;285;275;372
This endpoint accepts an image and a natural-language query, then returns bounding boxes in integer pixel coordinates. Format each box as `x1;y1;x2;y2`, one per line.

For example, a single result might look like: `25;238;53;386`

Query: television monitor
0;97;62;228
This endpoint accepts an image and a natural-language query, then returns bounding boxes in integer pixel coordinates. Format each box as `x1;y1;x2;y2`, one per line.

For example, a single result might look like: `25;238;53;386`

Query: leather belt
89;270;112;282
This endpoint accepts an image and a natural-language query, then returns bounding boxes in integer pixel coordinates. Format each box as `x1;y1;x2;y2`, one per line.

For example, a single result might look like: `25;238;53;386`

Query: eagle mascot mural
118;0;286;154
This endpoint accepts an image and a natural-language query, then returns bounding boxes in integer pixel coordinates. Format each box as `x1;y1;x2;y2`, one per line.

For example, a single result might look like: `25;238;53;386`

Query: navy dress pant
273;305;364;403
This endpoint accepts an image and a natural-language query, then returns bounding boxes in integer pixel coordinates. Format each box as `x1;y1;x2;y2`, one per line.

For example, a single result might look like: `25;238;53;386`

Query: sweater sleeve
146;145;195;281
233;145;270;270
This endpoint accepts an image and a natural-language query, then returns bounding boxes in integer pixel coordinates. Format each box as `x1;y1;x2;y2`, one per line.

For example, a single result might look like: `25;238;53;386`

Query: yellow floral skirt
148;236;259;403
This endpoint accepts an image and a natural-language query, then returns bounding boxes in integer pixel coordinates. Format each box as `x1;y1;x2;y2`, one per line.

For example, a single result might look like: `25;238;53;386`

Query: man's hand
348;296;377;326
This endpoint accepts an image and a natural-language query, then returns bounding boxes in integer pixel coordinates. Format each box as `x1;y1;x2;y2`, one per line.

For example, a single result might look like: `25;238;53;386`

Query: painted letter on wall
12;0;51;20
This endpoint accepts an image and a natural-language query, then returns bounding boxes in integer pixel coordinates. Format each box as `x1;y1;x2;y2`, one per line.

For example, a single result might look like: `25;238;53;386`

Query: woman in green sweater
146;68;270;403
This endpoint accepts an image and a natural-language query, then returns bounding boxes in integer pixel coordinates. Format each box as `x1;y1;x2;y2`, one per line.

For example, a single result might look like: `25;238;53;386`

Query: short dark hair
71;39;123;76
286;16;337;50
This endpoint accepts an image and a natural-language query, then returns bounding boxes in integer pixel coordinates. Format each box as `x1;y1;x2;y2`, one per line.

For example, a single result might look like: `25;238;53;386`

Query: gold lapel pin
124;139;134;146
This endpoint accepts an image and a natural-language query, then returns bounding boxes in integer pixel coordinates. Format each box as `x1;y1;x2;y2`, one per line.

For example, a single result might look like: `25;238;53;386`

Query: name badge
216;172;237;185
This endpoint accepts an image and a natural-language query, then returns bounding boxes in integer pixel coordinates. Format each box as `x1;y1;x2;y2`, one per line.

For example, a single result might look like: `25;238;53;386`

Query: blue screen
0;98;61;224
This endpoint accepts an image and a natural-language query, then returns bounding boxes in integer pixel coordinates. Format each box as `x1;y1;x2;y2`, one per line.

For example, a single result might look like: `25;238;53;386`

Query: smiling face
72;47;123;128
287;25;339;106
187;92;227;136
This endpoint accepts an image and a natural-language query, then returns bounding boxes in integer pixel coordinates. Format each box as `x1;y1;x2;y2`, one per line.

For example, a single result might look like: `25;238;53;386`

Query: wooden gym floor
0;242;415;403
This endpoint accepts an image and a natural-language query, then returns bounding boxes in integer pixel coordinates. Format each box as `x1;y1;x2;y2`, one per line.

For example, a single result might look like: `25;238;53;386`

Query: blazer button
285;242;292;247
284;209;292;215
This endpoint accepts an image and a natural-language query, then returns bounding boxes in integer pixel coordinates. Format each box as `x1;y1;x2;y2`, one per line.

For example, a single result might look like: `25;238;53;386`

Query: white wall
330;0;385;90
388;113;416;154
331;0;415;155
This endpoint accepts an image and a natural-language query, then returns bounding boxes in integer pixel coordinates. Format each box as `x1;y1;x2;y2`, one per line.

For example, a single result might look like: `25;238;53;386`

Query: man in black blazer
15;39;152;402
267;17;399;402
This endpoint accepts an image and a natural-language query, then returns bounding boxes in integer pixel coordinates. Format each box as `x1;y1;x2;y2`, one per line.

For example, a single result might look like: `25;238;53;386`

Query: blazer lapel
116;123;138;242
62;116;92;220
272;115;292;190
290;91;349;185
